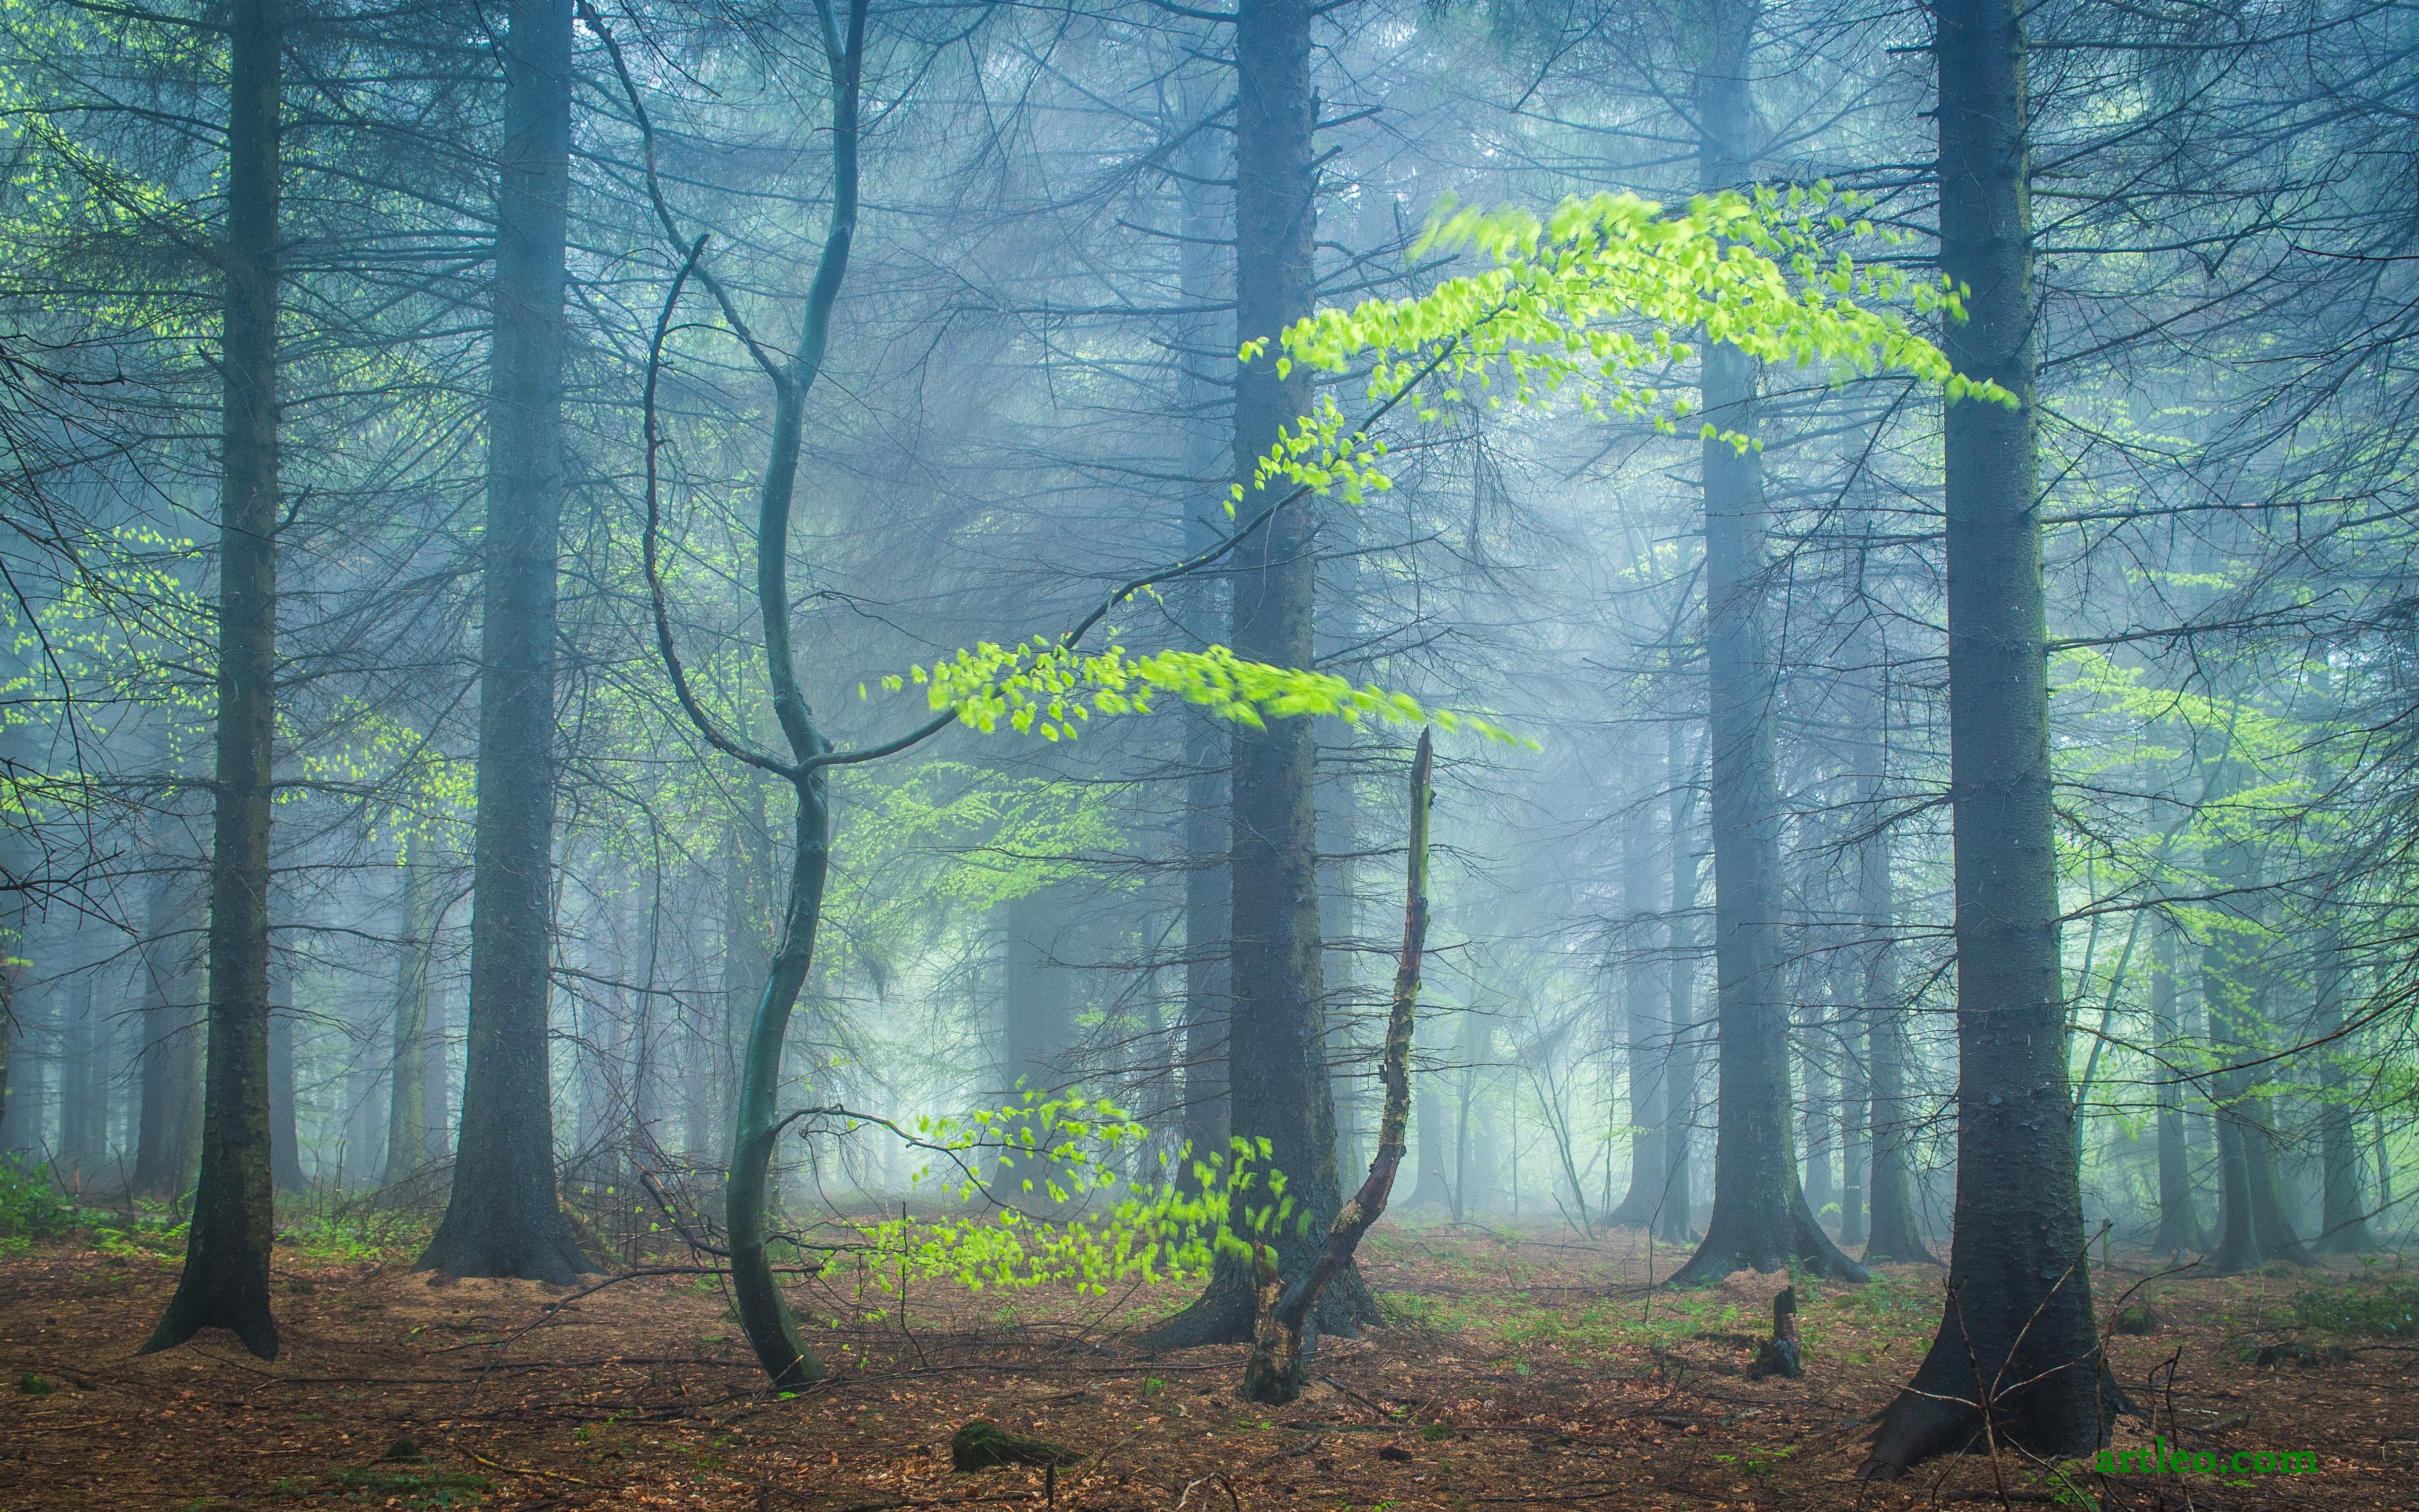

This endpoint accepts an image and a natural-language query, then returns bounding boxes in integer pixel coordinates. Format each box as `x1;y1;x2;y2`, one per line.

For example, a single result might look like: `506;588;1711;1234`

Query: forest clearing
2;1216;2412;1511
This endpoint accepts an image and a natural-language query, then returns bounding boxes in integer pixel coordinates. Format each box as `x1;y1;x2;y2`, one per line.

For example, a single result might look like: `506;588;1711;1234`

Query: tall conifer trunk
1611;745;1665;1228
2313;928;2374;1253
421;0;590;1282
2148;923;2207;1254
1669;0;1864;1287
385;858;434;1185
1860;0;2114;1471
1146;0;1372;1346
1658;719;1699;1245
143;0;284;1358
1173;78;1232;1176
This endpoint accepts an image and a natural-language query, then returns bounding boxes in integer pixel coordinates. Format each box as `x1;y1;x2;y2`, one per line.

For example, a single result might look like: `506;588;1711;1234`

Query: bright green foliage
878;638;1532;748
0;1159;79;1257
870;187;1999;753
1242;186;2013;504
817;1101;1289;1304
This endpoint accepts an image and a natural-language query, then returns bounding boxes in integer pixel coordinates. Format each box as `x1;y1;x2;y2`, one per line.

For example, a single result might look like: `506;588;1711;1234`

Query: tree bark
268;968;303;1190
2147;922;2206;1254
1610;749;1664;1229
1172;74;1234;1186
1143;0;1373;1349
385;857;434;1186
2313;928;2374;1253
2202;767;2308;1274
1657;718;1701;1246
143;0;284;1359
1858;0;2115;1472
1242;730;1429;1405
1668;0;1863;1287
420;0;590;1282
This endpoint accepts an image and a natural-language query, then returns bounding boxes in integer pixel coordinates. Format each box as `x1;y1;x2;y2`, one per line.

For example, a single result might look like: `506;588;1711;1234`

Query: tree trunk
143;0;284;1359
1610;752;1664;1228
135;856;198;1195
1657;718;1700;1246
1000;886;1065;1099
268;969;304;1191
63;949;104;1177
0;980;43;1163
2313;928;2374;1253
1242;730;1430;1405
1803;1006;1837;1222
2202;769;2308;1274
420;0;590;1282
1836;991;1867;1249
1858;0;2115;1471
385;857;434;1187
2148;922;2206;1254
1668;1;1863;1287
1143;0;1373;1349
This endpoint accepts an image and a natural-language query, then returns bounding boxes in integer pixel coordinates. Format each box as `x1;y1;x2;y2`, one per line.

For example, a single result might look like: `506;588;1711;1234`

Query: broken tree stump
1750;1288;1803;1380
949;1420;1083;1472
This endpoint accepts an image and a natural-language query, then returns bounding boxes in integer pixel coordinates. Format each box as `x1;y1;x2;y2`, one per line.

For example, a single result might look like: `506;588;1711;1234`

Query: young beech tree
615;0;1994;1384
610;0;1495;1389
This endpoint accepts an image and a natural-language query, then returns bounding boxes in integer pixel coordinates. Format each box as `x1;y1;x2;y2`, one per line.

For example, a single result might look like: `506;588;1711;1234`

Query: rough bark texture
1144;0;1373;1350
420;0;591;1283
142;0;284;1360
1668;5;1863;1288
1858;0;2115;1472
2148;924;2208;1254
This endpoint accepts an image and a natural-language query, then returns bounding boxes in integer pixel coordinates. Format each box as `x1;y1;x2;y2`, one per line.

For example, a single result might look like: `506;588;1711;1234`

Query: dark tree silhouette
421;0;592;1283
142;0;285;1362
1860;0;2117;1474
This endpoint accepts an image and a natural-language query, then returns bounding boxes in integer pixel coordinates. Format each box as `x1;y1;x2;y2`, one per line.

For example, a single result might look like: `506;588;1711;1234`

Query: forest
0;0;2413;1508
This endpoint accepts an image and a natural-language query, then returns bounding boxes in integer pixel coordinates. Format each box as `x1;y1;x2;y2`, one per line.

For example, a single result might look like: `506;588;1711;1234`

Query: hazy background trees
0;0;2412;1469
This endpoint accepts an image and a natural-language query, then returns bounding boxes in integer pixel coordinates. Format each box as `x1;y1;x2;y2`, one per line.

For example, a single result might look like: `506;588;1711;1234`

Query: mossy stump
949;1420;1082;1472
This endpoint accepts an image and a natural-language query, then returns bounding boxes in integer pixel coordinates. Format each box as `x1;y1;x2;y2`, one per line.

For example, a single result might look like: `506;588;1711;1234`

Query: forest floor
0;1210;2412;1512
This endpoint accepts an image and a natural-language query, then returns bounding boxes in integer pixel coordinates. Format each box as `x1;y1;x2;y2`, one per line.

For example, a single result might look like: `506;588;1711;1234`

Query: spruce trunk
420;0;590;1282
1860;0;2114;1471
143;0;284;1359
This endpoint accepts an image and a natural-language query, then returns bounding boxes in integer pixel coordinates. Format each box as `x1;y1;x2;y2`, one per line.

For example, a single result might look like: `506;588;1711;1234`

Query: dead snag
1242;728;1433;1406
